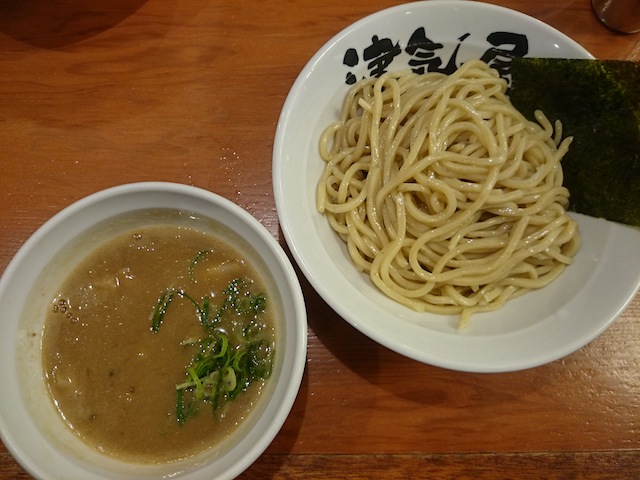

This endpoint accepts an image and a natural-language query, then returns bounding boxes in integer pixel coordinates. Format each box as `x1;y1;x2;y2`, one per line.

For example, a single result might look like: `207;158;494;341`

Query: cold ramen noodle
317;60;580;328
42;220;277;463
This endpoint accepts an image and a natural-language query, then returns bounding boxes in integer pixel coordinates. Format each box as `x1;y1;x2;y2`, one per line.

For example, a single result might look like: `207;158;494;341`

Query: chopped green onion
189;249;213;282
232;349;246;372
188;367;204;400
176;389;190;425
221;366;236;392
150;289;174;333
150;272;274;425
213;334;228;359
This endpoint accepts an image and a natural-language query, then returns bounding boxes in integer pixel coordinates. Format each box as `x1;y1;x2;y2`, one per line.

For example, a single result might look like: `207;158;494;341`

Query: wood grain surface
0;0;639;478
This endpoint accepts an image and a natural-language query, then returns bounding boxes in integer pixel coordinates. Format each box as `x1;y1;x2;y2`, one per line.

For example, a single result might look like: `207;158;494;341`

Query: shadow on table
239;373;310;479
292;254;387;381
0;0;149;49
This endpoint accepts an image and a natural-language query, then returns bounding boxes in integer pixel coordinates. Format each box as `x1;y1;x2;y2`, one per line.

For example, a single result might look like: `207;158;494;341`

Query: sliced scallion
150;257;274;426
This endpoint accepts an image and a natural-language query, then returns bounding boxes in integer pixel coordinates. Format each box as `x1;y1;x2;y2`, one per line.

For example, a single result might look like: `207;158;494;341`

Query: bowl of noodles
273;0;640;372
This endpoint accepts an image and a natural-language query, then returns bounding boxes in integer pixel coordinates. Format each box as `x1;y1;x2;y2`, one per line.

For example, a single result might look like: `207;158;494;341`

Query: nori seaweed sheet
508;57;640;227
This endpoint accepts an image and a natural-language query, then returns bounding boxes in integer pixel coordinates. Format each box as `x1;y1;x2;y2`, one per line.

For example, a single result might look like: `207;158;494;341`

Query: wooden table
0;0;638;478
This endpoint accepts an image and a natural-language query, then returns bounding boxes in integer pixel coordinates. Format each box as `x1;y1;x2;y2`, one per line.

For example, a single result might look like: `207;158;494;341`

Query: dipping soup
42;220;277;463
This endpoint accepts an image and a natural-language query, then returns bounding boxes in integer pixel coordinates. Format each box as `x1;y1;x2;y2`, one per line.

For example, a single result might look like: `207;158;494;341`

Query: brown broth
41;224;276;463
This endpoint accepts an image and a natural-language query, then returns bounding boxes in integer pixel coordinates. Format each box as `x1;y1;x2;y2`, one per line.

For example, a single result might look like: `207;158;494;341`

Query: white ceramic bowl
0;182;307;479
273;0;640;372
